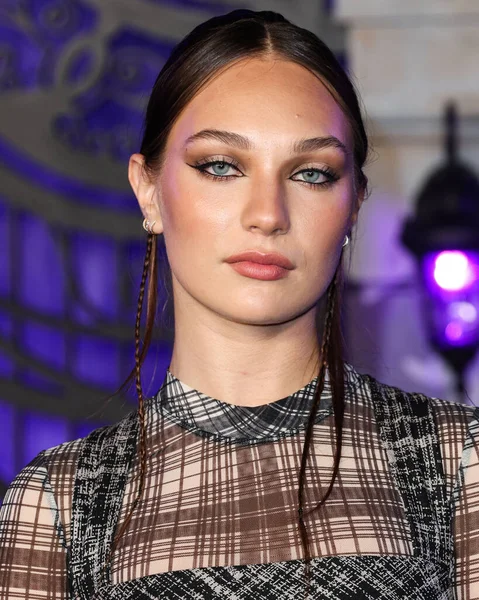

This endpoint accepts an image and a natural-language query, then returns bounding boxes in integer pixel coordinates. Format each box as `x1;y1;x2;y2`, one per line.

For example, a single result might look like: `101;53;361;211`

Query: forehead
167;57;351;150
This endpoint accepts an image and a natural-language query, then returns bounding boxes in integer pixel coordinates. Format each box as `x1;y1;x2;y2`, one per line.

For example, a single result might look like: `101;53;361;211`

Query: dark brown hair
108;8;368;591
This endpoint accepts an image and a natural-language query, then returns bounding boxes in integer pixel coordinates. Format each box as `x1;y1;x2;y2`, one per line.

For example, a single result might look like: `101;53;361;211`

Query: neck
168;295;323;408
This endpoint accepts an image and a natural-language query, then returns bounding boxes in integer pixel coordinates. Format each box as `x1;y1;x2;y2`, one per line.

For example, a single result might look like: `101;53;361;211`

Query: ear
128;153;164;235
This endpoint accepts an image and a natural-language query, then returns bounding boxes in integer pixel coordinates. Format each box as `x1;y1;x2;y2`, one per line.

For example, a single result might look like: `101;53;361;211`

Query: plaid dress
1;363;479;599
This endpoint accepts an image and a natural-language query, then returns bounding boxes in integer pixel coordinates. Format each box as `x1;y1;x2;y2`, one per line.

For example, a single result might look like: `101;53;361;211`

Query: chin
222;303;304;327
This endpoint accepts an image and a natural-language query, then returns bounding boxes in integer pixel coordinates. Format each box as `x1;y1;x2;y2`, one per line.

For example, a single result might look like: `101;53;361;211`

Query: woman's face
134;57;362;327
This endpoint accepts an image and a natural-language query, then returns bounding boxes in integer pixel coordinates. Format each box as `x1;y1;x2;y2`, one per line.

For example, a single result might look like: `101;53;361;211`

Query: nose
241;177;291;236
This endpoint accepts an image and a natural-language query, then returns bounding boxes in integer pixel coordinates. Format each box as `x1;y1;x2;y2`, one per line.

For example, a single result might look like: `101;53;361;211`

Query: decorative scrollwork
53;28;173;162
0;0;96;89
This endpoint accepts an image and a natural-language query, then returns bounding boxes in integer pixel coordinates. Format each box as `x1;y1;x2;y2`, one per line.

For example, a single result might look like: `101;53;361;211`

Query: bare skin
129;56;363;407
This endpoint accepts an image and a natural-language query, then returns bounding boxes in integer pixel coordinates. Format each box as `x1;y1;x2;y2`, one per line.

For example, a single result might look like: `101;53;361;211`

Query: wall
337;0;479;404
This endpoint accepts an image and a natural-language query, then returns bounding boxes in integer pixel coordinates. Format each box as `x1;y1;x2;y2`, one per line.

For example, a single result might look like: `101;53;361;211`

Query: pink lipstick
225;250;294;281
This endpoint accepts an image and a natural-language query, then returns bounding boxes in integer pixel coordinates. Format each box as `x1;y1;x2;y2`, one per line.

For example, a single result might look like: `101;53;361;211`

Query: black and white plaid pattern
68;373;456;599
1;363;479;599
98;555;453;600
157;365;360;442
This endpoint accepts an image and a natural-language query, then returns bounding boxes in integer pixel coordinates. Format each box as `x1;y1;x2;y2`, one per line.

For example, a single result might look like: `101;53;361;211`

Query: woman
1;9;478;599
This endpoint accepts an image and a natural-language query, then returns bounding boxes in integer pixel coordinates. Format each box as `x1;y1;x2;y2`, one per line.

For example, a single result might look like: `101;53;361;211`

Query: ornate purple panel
19;213;65;314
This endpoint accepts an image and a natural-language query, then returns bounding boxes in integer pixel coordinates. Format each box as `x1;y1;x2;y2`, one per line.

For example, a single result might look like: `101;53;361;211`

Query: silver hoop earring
342;235;350;248
142;218;156;235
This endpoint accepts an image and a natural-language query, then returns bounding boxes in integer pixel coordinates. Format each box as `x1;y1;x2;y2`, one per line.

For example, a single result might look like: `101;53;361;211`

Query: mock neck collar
155;363;362;444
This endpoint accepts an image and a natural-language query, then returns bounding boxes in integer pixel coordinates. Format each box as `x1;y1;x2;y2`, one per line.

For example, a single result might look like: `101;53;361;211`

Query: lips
224;251;294;270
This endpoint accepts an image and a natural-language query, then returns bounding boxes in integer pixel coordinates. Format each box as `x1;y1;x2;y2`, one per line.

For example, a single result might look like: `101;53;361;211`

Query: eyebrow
184;128;349;156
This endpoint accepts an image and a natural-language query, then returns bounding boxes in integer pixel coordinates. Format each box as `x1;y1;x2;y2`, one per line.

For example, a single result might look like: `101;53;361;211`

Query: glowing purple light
448;301;478;323
422;251;479;348
433;251;475;291
445;322;464;342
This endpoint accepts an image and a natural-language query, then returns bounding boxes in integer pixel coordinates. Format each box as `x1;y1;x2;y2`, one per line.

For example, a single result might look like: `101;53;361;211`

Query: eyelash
191;158;339;189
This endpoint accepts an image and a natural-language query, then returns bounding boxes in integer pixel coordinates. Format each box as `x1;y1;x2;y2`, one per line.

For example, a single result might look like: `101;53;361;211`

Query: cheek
162;153;238;228
159;169;224;260
158;164;200;235
305;183;355;240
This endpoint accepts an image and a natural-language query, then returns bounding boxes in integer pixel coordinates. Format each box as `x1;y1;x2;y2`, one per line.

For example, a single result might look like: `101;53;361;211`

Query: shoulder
0;448;69;560
41;407;139;475
1;411;139;541
0;451;50;519
352;366;476;431
0;427;99;529
353;367;479;493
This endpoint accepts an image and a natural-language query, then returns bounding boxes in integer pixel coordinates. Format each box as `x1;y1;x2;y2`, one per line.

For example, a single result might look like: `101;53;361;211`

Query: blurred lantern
401;102;479;402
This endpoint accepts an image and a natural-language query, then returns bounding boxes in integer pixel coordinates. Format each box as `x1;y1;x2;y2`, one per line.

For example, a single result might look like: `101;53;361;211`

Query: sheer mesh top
1;362;479;599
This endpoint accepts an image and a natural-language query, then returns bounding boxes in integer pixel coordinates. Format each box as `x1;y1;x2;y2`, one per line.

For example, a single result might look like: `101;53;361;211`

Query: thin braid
102;231;157;574
305;269;344;516
297;265;340;595
308;267;345;519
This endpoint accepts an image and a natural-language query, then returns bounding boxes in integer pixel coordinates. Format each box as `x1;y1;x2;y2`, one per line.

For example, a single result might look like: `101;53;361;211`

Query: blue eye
192;159;242;181
296;170;324;183
190;159;339;188
292;168;338;187
210;162;234;176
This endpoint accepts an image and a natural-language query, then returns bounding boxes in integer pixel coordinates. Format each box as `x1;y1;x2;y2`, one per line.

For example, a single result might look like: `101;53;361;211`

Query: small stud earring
142;218;157;234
